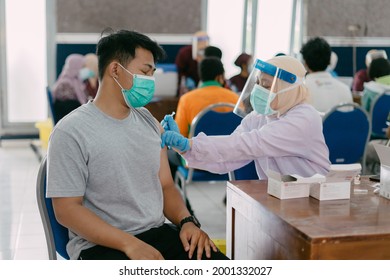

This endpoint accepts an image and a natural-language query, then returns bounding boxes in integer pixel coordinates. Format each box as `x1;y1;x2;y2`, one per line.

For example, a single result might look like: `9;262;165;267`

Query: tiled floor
0;140;227;260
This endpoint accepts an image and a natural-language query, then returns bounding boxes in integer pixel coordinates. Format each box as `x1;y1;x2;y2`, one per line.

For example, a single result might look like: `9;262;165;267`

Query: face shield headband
233;59;303;118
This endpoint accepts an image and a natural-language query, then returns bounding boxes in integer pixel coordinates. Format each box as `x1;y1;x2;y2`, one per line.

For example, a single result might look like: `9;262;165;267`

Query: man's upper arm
47;128;88;198
158;122;176;188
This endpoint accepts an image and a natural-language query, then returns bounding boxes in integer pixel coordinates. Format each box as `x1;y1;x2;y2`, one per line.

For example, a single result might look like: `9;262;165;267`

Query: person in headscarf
52;54;89;121
83;53;99;98
229;53;252;93
161;55;330;179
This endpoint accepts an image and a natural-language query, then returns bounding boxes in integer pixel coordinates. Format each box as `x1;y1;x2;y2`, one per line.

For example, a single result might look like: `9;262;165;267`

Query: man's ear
109;61;119;79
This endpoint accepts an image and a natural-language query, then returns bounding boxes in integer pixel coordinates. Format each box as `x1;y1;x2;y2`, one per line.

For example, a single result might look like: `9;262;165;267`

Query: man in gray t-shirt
47;30;228;260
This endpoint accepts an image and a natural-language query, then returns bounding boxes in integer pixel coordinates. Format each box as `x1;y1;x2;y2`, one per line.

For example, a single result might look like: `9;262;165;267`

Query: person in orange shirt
175;57;239;138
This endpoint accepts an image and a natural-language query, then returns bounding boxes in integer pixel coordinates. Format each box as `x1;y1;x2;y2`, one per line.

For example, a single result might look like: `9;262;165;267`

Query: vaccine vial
354;174;361;185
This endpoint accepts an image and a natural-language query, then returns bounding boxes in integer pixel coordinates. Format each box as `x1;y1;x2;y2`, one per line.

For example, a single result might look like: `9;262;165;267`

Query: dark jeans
78;223;229;260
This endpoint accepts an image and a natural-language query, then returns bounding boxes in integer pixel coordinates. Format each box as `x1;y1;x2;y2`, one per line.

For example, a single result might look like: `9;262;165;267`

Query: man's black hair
96;28;166;79
199;57;224;82
300;37;331;72
368;58;390;79
204;46;222;59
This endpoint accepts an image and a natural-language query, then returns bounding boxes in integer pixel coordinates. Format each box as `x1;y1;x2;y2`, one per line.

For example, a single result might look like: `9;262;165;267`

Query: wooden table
226;178;390;259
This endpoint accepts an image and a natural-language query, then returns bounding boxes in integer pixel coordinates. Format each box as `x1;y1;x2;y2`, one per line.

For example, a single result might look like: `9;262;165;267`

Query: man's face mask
113;63;155;108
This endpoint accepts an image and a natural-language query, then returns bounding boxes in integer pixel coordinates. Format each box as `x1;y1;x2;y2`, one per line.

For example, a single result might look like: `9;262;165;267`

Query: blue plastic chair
175;103;242;202
370;92;390;139
46;86;58;125
36;156;70;260
322;103;371;174
228;161;259;181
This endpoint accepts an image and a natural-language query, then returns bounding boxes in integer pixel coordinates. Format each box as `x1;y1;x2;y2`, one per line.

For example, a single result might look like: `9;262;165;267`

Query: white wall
254;0;293;60
207;0;245;79
5;0;47;123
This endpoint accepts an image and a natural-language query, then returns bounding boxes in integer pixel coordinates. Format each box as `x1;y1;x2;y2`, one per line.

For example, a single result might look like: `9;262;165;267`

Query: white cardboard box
267;170;325;200
373;143;390;199
309;164;361;201
310;180;351;201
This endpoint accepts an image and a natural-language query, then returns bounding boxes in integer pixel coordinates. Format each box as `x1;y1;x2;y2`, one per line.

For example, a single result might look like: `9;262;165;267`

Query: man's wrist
179;215;201;229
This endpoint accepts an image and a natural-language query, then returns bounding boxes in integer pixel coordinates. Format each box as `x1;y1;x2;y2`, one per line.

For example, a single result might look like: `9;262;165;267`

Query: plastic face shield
192;35;209;60
233;59;299;118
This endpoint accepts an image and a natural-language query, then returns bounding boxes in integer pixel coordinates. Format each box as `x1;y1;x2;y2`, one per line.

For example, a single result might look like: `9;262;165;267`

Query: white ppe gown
182;103;331;179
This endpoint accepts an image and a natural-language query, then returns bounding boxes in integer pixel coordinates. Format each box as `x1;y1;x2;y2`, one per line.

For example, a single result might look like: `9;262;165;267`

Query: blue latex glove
161;131;190;152
160;114;180;133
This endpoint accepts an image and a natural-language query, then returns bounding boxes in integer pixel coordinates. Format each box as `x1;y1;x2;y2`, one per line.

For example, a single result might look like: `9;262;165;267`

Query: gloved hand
161;131;190;152
161;114;180;133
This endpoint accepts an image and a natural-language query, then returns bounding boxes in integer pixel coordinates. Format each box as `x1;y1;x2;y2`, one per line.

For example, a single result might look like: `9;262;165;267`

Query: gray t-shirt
46;101;165;259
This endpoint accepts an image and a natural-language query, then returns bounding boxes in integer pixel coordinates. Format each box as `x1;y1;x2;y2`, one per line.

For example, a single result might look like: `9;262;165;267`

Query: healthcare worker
161;55;330;179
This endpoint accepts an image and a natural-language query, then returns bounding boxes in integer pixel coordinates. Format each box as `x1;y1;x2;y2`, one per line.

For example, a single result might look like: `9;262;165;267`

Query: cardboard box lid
325;163;362;181
374;143;390;167
267;170;325;183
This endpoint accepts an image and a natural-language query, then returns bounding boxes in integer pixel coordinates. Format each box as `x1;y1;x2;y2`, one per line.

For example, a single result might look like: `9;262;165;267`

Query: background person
175;31;209;96
361;57;390;113
175;57;239;138
352;49;388;92
83;53;99;99
300;37;352;114
326;51;339;77
52;53;91;122
229;53;253;93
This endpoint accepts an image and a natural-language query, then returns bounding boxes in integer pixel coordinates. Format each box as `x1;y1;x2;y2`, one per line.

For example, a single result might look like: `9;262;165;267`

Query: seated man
46;29;228;260
300;37;352;114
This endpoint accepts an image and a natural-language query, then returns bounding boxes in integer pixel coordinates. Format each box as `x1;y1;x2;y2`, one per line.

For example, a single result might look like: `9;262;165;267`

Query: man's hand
123;239;164;260
179;223;218;260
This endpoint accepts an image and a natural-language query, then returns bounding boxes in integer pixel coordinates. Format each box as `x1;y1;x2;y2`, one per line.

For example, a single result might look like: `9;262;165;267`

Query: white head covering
266;55;310;116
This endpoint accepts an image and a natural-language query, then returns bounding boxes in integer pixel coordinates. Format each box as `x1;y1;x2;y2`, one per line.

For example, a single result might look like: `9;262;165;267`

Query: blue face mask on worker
113;63;155;108
250;84;277;115
79;68;95;81
234;58;300;118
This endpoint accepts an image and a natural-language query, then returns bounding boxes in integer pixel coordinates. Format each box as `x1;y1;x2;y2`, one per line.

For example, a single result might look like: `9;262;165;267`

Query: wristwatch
180;215;201;228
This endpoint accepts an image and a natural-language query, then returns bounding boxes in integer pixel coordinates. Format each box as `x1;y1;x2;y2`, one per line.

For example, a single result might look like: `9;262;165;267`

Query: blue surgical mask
114;64;155;108
79;67;95;81
249;84;277;115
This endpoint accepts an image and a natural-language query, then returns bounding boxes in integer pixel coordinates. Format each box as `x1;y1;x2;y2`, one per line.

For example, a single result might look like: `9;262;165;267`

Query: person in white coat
300;37;352;114
161;55;330;179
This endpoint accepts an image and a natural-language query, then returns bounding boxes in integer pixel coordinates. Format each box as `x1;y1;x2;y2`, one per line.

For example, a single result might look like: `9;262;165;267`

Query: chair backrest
181;103;242;183
322;103;371;168
228;160;259;181
370;92;390;138
36;156;70;260
46;86;58;124
189;103;242;138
